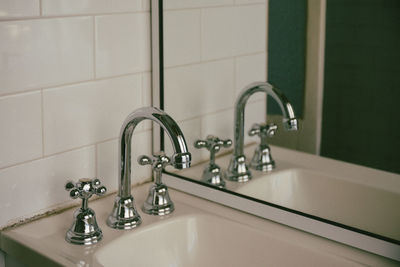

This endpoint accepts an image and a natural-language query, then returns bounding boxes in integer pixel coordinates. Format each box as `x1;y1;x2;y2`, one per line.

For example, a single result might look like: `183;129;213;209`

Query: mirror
151;0;400;259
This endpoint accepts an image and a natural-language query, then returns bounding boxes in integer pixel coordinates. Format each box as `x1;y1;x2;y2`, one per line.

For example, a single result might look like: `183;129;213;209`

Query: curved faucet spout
108;107;191;229
227;82;298;182
234;81;297;156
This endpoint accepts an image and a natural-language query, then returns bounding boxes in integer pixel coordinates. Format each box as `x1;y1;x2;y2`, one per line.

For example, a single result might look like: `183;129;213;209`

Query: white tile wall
0;4;151;229
0;0;40;18
164;0;234;10
0;0;268;232
95;13;151;78
164;59;235;121
97;130;152;193
0;146;95;227
42;0;144;16
235;53;267;97
0;92;42;168
201;4;266;61
235;0;266;5
0;17;94;95
163;1;268;165
43;74;143;155
164;9;201;67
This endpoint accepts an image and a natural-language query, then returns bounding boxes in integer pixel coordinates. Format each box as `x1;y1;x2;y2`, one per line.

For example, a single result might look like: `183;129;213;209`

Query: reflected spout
227;82;298;182
107;107;191;229
233;81;298;156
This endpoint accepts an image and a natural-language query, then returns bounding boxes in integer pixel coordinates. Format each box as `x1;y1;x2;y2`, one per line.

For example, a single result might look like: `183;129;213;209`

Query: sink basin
95;213;365;267
1;183;397;266
236;168;400;241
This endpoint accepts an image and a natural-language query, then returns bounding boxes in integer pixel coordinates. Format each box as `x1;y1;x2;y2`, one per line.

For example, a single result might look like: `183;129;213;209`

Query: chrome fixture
194;135;232;188
65;178;107;245
226;82;298;182
107;107;191;229
248;123;277;171
139;152;174;215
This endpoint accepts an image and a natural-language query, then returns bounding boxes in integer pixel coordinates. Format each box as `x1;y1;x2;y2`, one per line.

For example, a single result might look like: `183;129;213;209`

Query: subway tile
0;146;95;227
173;109;234;166
164;0;234;10
235;0;266;4
244;99;266;145
43;75;142;155
141;72;152;131
97;131;152;193
42;0;143;16
0;92;42;168
200;108;234;141
235;53;267;100
142;0;151;11
164;9;201;67
0;17;93;95
164;59;235;121
202;5;266;61
233;4;266;55
95;13;151;78
0;0;39;18
201;7;236;60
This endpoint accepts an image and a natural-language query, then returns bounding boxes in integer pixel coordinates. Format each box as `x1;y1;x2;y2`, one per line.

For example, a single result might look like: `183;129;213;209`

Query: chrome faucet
226;82;298;182
107;107;191;229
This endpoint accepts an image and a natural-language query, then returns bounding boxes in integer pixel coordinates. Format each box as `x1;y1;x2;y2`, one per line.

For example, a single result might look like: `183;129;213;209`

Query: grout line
0;10;150;22
164;51;266;70
0;71;148;98
233;56;237;95
40;89;45;157
39;0;43;16
92;16;97;79
94;144;98;178
199;8;203;61
177;98;265;124
0;128;153;172
164;2;265;12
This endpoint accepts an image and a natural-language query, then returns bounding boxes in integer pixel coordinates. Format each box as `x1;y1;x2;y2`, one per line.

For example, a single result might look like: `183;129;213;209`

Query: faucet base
107;196;142;230
66;208;102;245
142;183;174;216
226;155;252;182
250;145;275;172
201;164;226;188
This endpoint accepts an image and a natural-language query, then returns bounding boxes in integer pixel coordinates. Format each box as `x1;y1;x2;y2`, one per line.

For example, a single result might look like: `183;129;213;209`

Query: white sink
235;168;400;241
1;183;397;266
95;213;365;267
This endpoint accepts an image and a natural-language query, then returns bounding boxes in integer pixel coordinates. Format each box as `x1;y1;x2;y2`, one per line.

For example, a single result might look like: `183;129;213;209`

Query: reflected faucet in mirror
107;107;191;230
194;135;232;188
226;82;298;182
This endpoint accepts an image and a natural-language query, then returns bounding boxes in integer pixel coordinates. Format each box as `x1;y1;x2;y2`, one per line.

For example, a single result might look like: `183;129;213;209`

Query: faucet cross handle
248;123;278;139
194;135;232;164
194;135;232;188
248;123;278;172
64;178;106;245
138;152;174;216
138;153;171;173
66;178;107;202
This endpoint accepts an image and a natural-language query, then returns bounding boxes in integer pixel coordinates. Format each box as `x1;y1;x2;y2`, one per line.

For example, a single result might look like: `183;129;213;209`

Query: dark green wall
267;0;307;117
321;0;400;174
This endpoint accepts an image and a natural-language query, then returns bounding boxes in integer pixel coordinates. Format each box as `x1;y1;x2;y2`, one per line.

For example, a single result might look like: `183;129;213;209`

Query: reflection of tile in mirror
201;5;266;61
164;9;201;67
164;59;235;121
164;0;234;10
95;13;151;78
235;53;267;100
